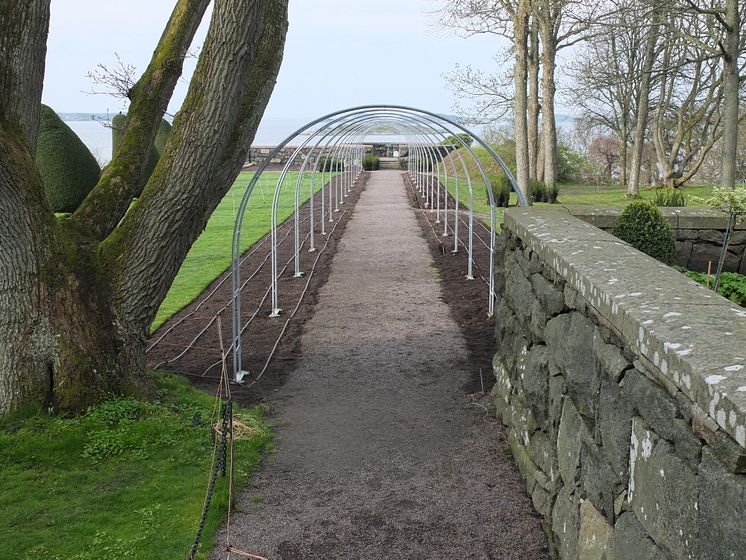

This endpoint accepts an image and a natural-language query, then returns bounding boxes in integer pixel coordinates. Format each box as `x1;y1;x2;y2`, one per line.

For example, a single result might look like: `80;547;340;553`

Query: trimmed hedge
36;104;101;213
612;200;676;265
362;155;379;171
111;113;170;194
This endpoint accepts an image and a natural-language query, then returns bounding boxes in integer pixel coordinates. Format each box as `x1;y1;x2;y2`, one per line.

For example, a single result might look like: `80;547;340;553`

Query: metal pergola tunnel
231;105;527;382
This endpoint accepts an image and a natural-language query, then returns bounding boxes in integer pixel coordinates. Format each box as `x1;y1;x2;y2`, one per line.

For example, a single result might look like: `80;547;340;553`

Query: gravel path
218;170;548;559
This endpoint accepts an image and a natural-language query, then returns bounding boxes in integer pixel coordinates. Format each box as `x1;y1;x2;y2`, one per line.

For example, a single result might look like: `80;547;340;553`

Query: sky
41;0;510;122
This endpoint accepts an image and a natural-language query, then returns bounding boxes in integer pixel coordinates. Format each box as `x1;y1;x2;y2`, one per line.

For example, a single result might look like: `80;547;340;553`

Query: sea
64;113;413;165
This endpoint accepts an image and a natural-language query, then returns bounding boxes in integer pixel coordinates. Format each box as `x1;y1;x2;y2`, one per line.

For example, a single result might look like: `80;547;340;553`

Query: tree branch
100;0;288;332
69;0;210;244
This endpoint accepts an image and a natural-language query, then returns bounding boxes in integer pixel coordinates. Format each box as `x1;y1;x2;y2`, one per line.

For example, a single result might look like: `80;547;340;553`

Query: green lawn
438;176;721;222
0;372;271;560
152;170;334;331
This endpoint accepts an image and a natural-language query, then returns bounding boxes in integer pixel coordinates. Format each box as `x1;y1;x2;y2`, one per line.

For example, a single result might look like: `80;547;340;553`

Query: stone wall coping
504;207;746;449
562;204;746;231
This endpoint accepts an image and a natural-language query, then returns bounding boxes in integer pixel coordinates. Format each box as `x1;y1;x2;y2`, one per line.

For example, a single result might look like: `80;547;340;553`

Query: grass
0;372;271;560
152;170;334;331
439;176;720;225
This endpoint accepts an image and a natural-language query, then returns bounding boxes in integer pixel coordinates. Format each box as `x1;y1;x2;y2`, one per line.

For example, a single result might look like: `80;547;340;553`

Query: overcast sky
42;0;512;121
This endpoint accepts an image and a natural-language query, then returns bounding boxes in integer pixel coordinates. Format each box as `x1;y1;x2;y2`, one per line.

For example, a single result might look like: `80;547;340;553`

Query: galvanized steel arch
232;105;525;382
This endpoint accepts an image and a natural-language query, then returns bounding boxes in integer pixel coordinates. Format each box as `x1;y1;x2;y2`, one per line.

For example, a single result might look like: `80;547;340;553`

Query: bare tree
651;9;727;187
0;0;288;415
681;0;745;189
566;1;649;187
438;0;532;197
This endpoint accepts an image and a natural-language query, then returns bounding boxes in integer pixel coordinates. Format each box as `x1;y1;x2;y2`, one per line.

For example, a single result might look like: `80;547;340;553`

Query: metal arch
232;105;523;382
273;110;489;298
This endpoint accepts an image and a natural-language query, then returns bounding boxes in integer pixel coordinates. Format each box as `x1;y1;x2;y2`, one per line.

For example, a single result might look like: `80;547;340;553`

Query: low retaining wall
492;207;746;559
565;205;746;274
246;143;412;166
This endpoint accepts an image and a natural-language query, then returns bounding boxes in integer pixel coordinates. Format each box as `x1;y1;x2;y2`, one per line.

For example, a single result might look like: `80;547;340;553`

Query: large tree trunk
513;0;531;199
527;16;540;181
539;19;557;190
628;12;660;197
719;0;740;190
0;0;288;415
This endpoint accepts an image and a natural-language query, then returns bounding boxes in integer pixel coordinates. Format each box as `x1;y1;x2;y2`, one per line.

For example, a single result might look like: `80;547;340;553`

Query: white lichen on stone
705;374;727;385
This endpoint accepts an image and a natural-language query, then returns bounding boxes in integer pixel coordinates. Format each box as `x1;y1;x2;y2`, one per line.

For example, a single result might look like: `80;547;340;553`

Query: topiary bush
36;104;101;213
111;113;168;194
362;155;379;171
612;200;676;264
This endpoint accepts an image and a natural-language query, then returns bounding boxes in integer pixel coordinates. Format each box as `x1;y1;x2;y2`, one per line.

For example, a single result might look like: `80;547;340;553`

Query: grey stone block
530;298;548;342
598;376;634;481
623;368;702;468
528;430;559;489
579;499;613;560
698;447;746;559
558;398;592;486
608;512;671;560
593;333;630;381
546;312;598;420
629;418;699;558
520;345;551;429
676;240;693;267
505;255;535;327
548;375;566;440
552;486;580;560
531;272;567;316
623;369;679;437
580;441;620;523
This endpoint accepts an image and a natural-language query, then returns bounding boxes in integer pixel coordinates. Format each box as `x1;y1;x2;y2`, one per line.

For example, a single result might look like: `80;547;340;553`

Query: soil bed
146;173;368;406
403;172;497;395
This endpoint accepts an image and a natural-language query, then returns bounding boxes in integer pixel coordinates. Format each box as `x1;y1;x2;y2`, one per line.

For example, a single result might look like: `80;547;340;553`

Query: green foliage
362;155;380;171
557;143;587;184
491;175;512;207
36;104;101;212
612;201;677;264
0;372;271;559
530;180;548;203
442;133;473;148
547;183;560;204
317;156;343;172
111;113;169;194
700;185;746;219
653;188;687;207
676;267;746;307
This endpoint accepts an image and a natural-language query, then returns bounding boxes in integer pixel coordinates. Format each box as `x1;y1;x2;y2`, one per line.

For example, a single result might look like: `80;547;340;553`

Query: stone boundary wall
245;143;451;166
245;143;414;166
564;205;746;274
492;207;746;559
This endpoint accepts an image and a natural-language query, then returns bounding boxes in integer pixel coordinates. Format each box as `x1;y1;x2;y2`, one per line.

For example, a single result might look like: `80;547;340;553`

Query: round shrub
154;117;172;155
612;201;676;264
36;104;101;213
362;155;379;171
111;113;164;193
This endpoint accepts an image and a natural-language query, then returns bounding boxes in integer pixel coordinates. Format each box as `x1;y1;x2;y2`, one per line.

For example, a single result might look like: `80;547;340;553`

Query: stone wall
492;208;746;559
246;143;412;166
564;205;746;274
